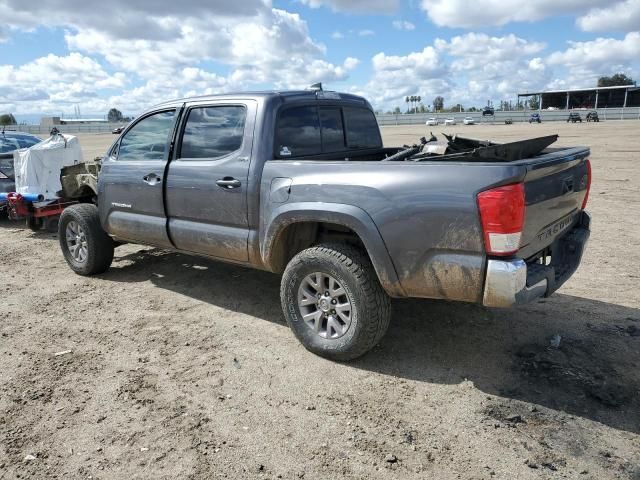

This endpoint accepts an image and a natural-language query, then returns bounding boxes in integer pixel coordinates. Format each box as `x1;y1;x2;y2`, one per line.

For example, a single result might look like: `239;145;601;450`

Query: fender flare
261;202;406;297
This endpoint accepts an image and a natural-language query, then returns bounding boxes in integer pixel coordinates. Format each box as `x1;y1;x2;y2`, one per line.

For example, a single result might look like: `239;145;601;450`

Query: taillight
581;159;591;210
477;182;525;256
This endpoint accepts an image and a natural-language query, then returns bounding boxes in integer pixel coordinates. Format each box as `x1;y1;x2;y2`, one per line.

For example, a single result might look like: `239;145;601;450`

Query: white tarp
13;134;83;200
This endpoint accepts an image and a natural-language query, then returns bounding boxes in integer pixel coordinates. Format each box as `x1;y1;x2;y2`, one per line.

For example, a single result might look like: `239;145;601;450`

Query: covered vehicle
0;131;41;207
13;132;84;200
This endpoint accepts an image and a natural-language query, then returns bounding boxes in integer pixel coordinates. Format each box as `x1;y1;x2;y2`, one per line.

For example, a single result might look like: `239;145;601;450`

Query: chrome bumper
482;259;547;307
483;211;591;308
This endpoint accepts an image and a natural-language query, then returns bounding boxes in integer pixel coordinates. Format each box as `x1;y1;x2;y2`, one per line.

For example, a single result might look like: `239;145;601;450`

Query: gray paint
97;90;590;304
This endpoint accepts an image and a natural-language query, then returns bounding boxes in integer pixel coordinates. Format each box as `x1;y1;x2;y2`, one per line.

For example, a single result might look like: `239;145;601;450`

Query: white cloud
420;0;609;28
358;29;375;36
0;4;360;114
392;20;416;31
331;31;344;39
576;0;640;32
547;32;640;85
299;0;398;13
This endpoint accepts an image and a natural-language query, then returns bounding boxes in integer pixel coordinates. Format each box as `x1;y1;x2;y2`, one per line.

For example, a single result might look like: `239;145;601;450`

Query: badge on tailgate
536;212;576;242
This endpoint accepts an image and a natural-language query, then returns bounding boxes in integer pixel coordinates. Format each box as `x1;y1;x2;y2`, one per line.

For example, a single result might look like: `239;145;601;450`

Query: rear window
344;108;382;149
0;134;40;153
319;107;345;152
275;106;321;157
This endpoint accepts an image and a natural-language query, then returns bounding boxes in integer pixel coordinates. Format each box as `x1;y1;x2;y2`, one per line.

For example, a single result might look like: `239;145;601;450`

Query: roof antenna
307;83;323;91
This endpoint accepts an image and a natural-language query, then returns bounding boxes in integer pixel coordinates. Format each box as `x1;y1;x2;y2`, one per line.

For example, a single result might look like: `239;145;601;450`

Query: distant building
518;85;640;110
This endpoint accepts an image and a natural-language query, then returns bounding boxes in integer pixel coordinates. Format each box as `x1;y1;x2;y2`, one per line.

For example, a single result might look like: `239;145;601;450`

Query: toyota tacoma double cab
58;88;592;360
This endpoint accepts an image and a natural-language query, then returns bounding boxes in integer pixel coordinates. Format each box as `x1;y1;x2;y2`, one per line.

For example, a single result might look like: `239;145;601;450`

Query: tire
44;216;59;233
58;204;114;275
280;243;391;361
26;216;43;232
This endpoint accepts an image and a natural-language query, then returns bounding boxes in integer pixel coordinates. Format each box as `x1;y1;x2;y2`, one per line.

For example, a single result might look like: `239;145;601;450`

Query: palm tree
417;96;422;111
405;96;410;113
410;95;416;113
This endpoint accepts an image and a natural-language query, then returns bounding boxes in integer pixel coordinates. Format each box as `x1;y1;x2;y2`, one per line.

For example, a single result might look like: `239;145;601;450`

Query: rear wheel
59;204;114;275
280;243;391;361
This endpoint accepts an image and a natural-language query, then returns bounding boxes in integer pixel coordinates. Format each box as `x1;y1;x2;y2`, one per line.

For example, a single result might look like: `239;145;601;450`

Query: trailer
3;192;78;232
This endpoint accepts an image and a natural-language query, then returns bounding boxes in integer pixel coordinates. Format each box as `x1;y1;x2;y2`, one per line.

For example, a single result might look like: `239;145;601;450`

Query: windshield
0;134;40;153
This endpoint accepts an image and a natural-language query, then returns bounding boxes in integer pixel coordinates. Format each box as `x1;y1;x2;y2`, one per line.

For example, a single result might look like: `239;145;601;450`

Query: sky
0;0;639;121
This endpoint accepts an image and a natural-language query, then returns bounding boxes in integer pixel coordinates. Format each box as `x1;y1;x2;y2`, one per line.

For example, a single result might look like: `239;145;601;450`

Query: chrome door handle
216;177;241;189
143;173;161;185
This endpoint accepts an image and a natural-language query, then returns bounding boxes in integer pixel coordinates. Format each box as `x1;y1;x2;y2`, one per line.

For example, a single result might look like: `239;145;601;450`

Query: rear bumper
483;211;591;307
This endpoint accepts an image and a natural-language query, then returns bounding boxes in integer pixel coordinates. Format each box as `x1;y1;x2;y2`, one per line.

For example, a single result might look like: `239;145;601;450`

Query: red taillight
581;159;591;210
477;182;525;256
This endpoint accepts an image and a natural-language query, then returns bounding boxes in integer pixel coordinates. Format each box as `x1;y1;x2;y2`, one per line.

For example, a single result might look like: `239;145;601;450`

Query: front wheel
58;204;114;275
280;243;391;361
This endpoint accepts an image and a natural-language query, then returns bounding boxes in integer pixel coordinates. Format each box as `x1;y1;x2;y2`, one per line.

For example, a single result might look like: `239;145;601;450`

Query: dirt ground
1;121;639;479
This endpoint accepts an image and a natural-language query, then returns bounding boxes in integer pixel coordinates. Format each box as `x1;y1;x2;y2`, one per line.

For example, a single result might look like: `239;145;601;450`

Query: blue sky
0;0;638;121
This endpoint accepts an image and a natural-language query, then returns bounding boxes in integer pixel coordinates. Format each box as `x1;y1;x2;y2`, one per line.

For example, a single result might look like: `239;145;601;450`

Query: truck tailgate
518;147;590;259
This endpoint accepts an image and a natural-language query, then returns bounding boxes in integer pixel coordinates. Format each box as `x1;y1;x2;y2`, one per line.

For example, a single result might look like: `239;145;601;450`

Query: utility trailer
3;192;77;232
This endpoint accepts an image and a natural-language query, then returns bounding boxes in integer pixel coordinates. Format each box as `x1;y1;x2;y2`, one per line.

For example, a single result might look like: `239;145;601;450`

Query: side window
180;106;246;159
275;106;321;157
118;110;176;161
319;107;345;152
344;107;382;149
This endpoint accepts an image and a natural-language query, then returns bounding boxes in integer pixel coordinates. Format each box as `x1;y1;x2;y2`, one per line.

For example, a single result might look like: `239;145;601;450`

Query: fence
376;107;640;126
3;123;118;135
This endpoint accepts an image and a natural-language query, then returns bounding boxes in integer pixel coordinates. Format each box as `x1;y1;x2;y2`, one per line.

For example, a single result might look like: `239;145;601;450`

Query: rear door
98;108;179;247
165;101;256;262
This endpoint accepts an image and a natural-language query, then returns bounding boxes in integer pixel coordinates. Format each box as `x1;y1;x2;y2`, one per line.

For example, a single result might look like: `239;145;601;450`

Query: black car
586;111;599;122
1;131;42;203
529;113;541;123
567;112;583;123
482;107;495;116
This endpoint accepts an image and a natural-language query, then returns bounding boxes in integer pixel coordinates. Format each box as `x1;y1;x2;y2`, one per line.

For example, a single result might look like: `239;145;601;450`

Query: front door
165;101;256;262
98;108;179;247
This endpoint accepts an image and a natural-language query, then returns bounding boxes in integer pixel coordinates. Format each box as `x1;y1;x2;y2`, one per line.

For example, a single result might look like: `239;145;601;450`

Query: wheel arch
261;202;406;297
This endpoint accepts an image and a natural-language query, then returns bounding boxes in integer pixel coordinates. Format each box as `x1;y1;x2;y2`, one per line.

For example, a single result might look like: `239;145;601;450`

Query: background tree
433;96;444;112
0;113;17;125
405;96;410;113
108;108;124;123
529;95;540;110
597;73;636;87
393;106;401;114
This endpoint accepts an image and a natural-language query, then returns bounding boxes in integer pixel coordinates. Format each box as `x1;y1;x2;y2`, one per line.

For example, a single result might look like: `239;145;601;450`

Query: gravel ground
1;120;639;479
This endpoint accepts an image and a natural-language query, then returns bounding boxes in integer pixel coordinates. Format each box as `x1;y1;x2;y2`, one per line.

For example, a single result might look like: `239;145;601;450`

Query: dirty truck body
59;90;591;360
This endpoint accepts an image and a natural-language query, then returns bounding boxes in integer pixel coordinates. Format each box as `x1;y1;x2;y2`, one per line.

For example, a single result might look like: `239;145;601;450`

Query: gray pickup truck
58;88;591;360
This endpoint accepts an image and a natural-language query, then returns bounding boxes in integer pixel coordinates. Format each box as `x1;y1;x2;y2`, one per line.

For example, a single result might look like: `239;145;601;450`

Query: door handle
216;177;242;189
143;173;162;185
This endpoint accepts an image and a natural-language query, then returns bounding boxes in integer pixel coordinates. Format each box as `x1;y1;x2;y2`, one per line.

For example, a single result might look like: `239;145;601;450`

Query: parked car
425;117;438;126
462;117;475;125
444;118;456;126
0;130;42;212
504;118;513;125
112;125;126;134
567;112;583;123
58;89;592;361
529;113;541;123
586;111;599;122
482;107;495;116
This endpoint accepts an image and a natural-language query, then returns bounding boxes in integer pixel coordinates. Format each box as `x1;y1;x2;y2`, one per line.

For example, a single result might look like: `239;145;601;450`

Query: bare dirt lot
1;121;639;479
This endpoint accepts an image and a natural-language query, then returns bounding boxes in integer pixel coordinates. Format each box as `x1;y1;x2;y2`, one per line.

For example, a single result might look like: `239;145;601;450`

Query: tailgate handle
562;177;574;194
